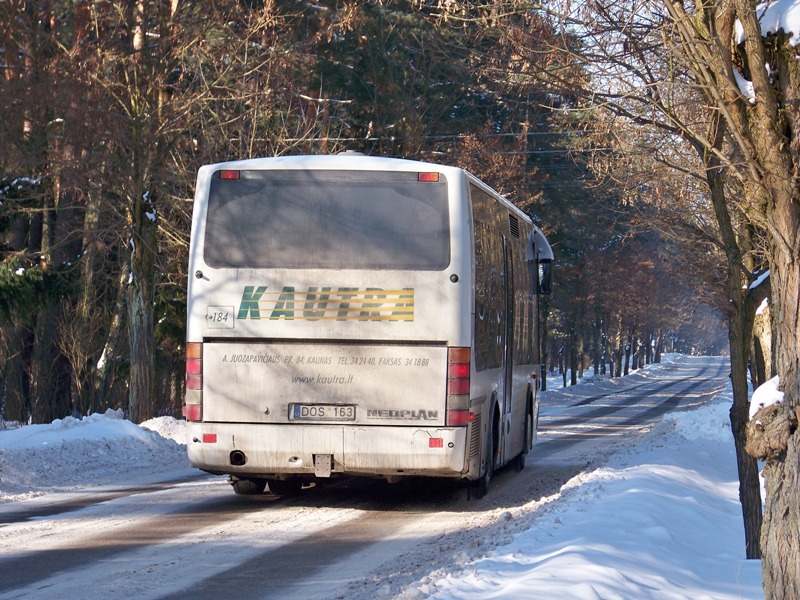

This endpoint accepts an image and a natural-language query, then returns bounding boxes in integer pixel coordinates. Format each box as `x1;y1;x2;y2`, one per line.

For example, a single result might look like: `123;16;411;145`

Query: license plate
289;404;356;422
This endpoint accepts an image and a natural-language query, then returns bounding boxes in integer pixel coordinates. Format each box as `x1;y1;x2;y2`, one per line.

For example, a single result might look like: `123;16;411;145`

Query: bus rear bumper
186;422;470;479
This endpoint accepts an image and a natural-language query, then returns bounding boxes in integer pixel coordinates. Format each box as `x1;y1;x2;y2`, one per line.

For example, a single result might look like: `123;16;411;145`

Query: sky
0;355;769;599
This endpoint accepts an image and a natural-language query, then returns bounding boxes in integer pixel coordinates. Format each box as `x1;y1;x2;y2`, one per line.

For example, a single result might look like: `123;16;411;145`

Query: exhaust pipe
230;450;247;466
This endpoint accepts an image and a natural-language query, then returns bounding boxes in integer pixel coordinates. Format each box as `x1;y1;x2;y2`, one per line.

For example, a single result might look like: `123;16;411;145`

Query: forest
4;2;800;596
0;0;728;426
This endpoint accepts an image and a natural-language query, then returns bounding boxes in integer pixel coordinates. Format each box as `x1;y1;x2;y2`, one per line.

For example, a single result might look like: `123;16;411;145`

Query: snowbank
406;393;763;599
0;409;189;501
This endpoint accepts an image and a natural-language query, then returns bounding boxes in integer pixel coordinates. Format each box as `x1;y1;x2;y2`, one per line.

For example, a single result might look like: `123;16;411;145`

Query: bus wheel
472;424;495;499
268;478;303;496
514;409;532;472
231;477;267;495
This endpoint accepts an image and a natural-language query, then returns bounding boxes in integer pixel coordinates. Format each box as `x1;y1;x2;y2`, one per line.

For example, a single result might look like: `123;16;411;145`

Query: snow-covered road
0;355;764;599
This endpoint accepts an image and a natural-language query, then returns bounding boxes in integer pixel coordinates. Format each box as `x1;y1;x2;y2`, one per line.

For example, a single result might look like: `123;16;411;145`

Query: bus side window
473;220;490;372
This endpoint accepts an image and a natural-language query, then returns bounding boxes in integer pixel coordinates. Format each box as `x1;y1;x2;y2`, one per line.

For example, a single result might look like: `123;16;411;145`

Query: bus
183;154;553;498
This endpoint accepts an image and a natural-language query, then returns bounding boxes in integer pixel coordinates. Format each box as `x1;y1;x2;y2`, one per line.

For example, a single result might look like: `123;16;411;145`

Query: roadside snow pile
408;394;763;600
141;414;187;444
0;409;189;501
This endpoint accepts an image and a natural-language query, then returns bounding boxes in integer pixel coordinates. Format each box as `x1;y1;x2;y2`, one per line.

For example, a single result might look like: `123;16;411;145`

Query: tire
231;477;267;496
268;478;303;496
514;409;532;472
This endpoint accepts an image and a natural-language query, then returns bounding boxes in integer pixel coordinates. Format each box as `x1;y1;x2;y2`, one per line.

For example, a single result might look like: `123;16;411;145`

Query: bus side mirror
527;227;553;295
537;259;553;295
526;257;552;295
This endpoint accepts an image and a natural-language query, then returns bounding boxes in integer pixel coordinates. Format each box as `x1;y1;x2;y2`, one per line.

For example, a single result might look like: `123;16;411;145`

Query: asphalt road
0;355;730;600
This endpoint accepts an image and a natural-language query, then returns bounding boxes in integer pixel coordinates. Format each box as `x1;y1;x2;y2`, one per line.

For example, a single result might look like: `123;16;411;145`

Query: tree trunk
570;333;578;386
623;336;631;375
704;131;764;559
751;303;772;388
0;327;34;422
30;307;72;422
759;204;800;597
593;312;602;375
761;434;800;600
127;193;158;423
728;318;765;560
95;267;128;411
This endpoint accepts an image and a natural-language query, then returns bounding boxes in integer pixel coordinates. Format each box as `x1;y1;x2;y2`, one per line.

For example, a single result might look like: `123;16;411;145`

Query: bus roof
199;153;461;176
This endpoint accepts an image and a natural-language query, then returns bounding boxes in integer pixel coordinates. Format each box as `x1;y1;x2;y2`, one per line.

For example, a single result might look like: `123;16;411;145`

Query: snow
749;375;784;419
736;0;800;46
734;67;757;104
749;270;770;290
96;347;108;371
414;394;763;600
0;177;41;197
0;357;764;599
0;409;191;501
733;0;800;103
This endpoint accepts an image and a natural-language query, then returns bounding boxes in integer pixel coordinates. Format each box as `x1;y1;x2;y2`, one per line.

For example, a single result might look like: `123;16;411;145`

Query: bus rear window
203;170;450;270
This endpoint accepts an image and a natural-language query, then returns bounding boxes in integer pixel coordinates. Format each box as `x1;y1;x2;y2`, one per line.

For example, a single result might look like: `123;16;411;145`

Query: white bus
184;154;553;497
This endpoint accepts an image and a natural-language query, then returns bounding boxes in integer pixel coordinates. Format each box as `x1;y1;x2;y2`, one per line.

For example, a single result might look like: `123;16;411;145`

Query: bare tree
533;0;800;588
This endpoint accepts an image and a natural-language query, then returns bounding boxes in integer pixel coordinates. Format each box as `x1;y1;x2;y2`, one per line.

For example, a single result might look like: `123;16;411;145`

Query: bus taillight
446;347;470;426
184;404;202;421
446;410;471;427
184;342;203;421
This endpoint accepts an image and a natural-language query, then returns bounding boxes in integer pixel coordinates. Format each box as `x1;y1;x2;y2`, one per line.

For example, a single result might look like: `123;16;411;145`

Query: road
0;355;729;600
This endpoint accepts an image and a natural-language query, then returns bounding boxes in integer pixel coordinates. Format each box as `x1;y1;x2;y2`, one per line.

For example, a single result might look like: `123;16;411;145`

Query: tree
691;4;800;593
0;0;95;423
630;2;800;585
0;0;728;440
547;0;800;586
526;0;768;559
